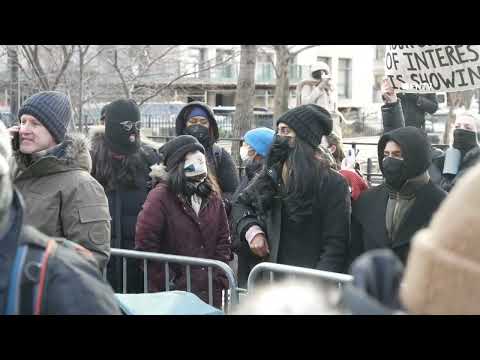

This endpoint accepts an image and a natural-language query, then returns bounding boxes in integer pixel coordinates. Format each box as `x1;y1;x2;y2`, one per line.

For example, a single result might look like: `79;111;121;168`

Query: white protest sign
384;45;480;93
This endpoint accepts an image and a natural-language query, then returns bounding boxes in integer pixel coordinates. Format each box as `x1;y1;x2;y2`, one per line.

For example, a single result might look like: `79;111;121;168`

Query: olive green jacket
12;133;111;271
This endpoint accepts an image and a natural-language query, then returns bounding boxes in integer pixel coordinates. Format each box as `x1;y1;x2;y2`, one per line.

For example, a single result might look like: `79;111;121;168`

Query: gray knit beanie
18;91;72;143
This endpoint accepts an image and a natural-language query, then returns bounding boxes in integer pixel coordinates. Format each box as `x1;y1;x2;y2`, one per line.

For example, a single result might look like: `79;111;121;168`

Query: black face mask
453;129;478;154
382;157;408;191
184;125;210;147
267;135;293;167
184;178;212;198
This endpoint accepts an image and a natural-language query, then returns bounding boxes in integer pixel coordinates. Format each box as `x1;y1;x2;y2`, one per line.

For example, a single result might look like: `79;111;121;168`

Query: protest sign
384;45;480;93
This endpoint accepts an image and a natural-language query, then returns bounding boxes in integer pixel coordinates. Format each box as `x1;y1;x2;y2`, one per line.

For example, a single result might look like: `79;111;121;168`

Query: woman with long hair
232;104;351;275
135;135;232;308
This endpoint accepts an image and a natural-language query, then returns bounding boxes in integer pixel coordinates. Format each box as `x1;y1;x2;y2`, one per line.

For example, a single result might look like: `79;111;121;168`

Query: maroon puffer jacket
135;183;232;308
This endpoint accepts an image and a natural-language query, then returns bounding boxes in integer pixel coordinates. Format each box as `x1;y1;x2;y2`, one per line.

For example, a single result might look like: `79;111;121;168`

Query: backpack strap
5;239;57;315
5;245;29;315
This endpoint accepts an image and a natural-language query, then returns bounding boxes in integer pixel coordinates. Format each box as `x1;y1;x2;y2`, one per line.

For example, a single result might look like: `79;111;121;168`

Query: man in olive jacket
9;91;111;271
0;123;120;315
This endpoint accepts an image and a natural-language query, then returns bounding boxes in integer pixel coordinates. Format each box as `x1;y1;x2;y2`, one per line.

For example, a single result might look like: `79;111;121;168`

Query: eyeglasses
277;125;293;137
120;121;141;131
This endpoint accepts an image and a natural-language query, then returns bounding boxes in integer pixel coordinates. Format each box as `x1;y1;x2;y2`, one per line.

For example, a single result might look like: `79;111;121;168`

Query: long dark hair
91;137;144;192
281;137;330;222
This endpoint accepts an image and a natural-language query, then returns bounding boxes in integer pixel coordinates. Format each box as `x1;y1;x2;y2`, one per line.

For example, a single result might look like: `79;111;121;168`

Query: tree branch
290;45;319;58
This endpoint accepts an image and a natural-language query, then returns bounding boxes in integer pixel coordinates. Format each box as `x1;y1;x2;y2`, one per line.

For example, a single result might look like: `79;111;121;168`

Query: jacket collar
13;133;92;180
387;171;430;199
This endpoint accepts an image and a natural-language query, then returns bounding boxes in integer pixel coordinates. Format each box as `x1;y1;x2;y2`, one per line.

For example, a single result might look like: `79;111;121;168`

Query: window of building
216;49;235;79
338;58;352;99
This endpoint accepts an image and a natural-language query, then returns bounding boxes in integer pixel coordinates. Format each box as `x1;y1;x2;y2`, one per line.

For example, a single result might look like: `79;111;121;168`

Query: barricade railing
246;262;354;294
107;248;239;313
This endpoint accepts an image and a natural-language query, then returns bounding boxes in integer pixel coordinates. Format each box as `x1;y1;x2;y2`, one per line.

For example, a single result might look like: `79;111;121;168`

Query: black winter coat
432;147;480;192
232;166;351;275
90;129;160;293
350;181;445;265
397;93;438;129
0;191;121;315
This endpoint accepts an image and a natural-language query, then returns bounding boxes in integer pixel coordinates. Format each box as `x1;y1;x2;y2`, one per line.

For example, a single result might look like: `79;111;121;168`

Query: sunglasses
120;121;141;131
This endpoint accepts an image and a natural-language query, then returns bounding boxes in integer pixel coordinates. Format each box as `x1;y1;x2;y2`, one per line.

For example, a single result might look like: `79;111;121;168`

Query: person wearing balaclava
89;99;160;293
350;126;447;266
232;104;351;274
0;122;121;315
172;102;239;207
432;113;480;192
135;135;232;309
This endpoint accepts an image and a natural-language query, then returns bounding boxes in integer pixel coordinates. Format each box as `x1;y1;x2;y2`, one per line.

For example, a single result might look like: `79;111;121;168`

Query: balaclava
104;99;141;155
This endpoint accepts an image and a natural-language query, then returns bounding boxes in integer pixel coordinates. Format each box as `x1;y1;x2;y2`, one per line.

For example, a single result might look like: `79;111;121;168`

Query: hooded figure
12;91;111;271
90;99;160;293
400;161;480;314
172;102;239;205
350;126;447;266
135;135;232;308
232;104;351;277
0;123;120;315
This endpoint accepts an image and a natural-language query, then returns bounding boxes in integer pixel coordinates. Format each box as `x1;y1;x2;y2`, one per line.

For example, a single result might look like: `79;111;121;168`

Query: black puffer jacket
0;190;121;315
173;101;239;200
397;93;438;129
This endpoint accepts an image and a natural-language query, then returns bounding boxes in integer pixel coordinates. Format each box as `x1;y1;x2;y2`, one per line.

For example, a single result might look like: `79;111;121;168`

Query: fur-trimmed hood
13;132;92;180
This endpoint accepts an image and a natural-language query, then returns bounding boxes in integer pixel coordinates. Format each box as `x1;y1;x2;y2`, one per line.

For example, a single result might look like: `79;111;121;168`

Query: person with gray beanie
0;122;121;315
8;91;111;271
232;104;351;274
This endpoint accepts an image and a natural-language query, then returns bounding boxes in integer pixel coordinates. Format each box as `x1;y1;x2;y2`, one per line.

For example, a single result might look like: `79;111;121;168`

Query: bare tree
103;45;241;106
262;45;319;119
19;45;75;91
231;45;257;166
7;46;19;121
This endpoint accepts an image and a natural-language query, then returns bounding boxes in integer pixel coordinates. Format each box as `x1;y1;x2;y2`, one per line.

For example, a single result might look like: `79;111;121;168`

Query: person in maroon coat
135;135;232;308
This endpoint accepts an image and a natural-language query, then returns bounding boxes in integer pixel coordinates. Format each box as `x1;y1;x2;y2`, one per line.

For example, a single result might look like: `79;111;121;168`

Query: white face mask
184;151;208;178
240;145;251;162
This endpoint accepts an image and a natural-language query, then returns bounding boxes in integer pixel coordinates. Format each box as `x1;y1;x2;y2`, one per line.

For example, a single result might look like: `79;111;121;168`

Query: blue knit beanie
244;127;275;157
189;106;209;119
18;91;72;144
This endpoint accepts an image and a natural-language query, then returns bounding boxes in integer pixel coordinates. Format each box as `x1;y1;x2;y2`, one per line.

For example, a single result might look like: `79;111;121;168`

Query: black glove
266;135;291;168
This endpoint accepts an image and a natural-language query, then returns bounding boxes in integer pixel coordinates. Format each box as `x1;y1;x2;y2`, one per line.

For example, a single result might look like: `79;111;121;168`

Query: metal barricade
246;262;353;294
108;248;239;313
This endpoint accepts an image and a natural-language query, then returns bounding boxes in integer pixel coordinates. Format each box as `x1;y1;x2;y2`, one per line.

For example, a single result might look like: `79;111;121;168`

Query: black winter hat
378;126;432;179
104;99;141;155
276;104;333;148
161;135;205;171
18;91;72;144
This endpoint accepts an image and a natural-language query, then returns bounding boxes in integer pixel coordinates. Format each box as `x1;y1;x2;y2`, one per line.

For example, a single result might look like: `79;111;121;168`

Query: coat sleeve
417;93;438;114
135;186;168;292
214;199;233;263
316;175;351;273
135;186;167;254
216;147;240;199
381;101;405;133
60;176;111;271
45;247;121;315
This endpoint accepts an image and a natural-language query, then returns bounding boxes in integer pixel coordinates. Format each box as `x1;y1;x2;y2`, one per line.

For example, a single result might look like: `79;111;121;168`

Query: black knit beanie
276;104;333;148
104;99;141;155
161;135;205;171
18;91;72;144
